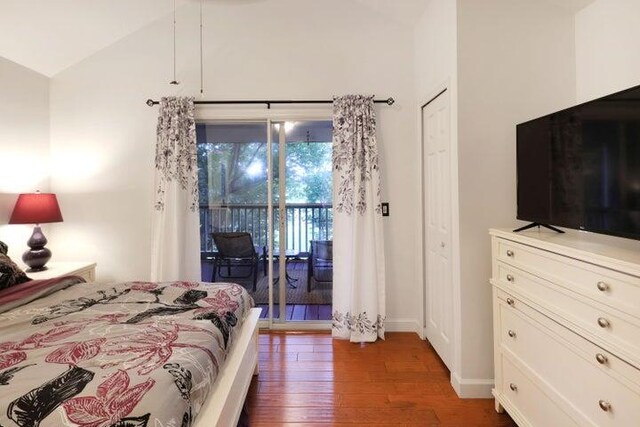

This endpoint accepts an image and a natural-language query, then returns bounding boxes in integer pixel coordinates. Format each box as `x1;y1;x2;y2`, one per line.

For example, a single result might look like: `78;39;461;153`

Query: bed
0;276;260;427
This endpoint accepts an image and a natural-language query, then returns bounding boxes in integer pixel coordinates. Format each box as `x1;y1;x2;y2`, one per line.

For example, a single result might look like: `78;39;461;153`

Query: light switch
381;202;389;217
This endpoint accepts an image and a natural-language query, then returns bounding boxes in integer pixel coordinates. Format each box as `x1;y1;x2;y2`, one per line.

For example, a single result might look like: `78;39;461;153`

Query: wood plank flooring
246;332;517;426
257;304;332;321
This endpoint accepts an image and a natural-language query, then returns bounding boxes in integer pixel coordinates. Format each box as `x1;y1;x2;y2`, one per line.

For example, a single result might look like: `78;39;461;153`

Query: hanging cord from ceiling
170;0;179;85
199;0;204;95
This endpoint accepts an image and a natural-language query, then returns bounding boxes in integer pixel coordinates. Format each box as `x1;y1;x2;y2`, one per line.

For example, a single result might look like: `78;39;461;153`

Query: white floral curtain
331;95;386;342
150;97;201;282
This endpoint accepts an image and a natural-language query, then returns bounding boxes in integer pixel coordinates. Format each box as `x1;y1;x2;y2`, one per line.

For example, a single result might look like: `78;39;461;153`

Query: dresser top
490;228;640;276
22;261;96;280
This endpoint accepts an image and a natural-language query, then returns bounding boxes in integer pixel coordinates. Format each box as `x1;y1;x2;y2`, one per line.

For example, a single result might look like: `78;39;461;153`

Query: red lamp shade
9;193;63;225
8;193;63;271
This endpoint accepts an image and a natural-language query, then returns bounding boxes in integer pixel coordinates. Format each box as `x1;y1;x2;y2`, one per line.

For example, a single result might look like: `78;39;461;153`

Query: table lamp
9;192;63;272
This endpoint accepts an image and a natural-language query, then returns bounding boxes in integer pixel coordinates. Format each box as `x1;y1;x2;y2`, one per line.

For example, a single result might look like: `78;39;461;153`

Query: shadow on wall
41;190;153;283
0;193;31;259
0;190;150;280
0;193;18;223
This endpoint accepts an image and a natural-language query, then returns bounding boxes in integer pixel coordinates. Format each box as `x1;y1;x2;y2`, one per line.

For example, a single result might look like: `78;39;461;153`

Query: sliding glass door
196;119;333;327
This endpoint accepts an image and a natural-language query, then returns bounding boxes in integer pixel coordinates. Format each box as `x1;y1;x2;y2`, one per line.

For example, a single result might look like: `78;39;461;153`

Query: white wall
0;57;50;260
575;0;640;102
455;0;576;396
49;0;420;329
413;0;463;390
414;0;457;99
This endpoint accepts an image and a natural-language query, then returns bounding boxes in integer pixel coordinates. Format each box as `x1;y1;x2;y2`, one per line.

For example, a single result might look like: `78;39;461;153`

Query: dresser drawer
498;354;580;427
496;238;640;318
498;295;640;427
496;263;640;365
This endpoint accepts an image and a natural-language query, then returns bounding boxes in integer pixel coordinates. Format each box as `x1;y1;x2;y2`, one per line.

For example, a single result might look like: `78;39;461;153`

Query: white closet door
422;90;453;370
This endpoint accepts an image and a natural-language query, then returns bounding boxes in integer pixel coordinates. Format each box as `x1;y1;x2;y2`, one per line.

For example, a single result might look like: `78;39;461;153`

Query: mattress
0;277;254;427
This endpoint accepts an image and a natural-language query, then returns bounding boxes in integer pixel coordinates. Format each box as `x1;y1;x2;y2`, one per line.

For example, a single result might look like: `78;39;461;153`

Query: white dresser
490;228;640;427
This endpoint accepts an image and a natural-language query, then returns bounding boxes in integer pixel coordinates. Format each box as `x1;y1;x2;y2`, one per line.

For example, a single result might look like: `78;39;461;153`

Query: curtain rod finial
146;99;156;107
386;97;395;106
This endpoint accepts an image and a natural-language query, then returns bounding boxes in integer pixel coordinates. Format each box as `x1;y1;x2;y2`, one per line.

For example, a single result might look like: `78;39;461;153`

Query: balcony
199;203;333;319
199;203;332;255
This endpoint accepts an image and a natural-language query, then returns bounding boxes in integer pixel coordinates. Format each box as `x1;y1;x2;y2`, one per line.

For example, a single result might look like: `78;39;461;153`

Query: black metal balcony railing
200;203;333;255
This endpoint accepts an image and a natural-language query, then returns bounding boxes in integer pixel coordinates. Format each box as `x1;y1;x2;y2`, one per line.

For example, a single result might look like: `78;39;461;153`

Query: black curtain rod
145;97;395;109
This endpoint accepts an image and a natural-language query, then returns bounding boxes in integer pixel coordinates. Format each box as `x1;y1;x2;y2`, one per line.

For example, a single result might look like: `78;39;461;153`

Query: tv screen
517;85;640;240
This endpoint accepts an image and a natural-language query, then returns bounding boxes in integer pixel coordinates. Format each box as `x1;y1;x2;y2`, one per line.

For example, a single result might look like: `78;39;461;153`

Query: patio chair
211;232;259;291
307;240;333;292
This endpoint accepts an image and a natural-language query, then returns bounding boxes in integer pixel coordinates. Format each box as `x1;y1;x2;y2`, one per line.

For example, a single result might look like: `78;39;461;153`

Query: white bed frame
194;307;261;427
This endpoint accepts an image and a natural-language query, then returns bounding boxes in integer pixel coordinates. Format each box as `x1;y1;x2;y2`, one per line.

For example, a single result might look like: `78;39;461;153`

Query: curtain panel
150;97;201;282
331;95;386;342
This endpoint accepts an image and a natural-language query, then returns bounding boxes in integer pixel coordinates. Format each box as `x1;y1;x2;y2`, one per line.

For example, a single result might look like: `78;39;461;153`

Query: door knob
598;400;612;412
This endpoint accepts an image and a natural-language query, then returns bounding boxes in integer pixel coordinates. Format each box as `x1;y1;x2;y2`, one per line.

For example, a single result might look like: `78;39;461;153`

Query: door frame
196;108;333;330
418;80;462;376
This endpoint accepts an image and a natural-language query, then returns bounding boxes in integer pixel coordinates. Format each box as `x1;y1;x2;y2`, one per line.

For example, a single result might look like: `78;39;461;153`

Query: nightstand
24;262;97;282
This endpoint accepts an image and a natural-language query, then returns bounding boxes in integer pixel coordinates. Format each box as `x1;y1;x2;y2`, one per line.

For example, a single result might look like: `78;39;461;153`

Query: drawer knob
506;250;515;257
598;400;612;412
508;330;516;338
595;353;608;365
506;274;515;283
509;383;518;392
596;281;609;292
597;317;610;328
506;298;515;306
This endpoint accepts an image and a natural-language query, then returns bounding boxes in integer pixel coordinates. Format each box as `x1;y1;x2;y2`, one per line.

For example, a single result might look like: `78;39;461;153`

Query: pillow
0;249;31;291
0;276;83;314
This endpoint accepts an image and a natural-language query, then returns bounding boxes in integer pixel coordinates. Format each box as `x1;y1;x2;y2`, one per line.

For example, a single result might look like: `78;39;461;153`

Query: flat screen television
517;84;640;240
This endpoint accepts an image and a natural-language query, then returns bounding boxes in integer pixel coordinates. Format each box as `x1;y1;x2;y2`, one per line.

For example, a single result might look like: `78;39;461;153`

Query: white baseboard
451;372;494;398
255;318;422;334
385;318;421;334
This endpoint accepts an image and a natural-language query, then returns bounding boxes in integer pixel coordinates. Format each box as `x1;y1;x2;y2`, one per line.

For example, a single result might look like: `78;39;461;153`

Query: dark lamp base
26;266;49;273
22;225;53;271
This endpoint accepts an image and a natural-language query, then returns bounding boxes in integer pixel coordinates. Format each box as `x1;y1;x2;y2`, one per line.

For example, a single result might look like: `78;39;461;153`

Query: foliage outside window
196;122;333;254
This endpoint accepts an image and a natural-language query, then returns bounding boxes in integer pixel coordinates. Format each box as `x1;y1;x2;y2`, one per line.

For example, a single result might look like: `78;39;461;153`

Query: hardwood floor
246;332;517;426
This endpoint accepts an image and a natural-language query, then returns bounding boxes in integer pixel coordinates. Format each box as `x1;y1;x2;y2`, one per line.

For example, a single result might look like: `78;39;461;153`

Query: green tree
284;142;332;203
198;140;332;206
197;123;334;251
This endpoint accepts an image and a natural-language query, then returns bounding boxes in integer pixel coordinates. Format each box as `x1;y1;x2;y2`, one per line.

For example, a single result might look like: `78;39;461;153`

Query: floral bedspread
0;278;254;427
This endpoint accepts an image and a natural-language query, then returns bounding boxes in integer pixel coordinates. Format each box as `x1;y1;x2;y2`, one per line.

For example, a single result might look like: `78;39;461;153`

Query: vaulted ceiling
0;0;595;78
0;0;177;77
